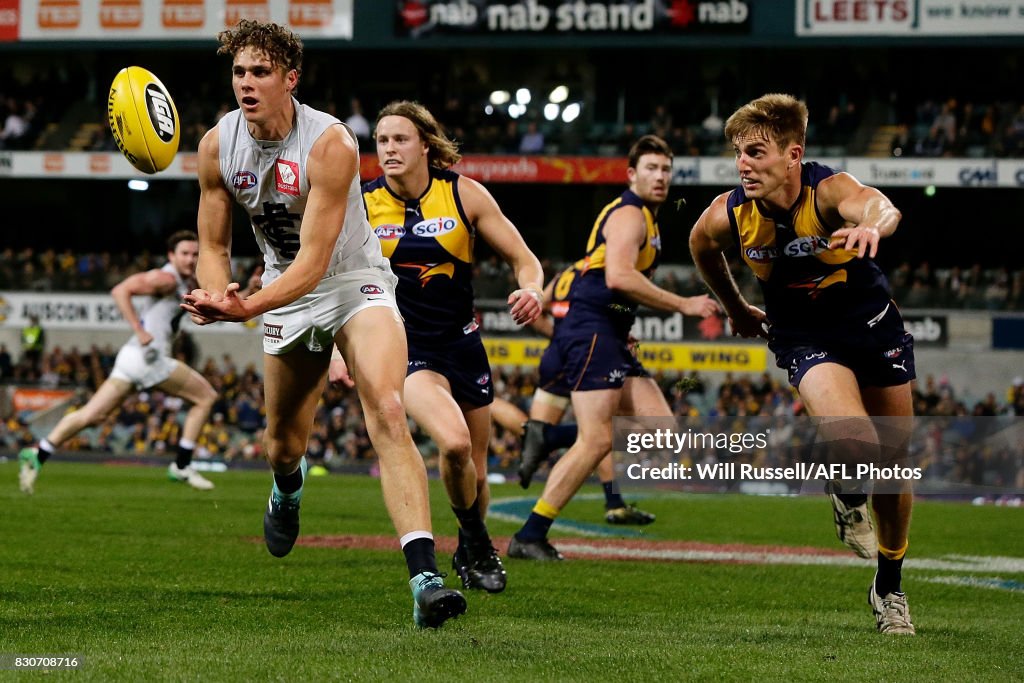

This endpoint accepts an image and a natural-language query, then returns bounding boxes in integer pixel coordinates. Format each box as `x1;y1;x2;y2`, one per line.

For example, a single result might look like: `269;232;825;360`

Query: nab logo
264;322;283;340
374;224;405;239
145;85;176;141
411;217;457;237
232;171;257;189
360;284;385;295
275;159;299;196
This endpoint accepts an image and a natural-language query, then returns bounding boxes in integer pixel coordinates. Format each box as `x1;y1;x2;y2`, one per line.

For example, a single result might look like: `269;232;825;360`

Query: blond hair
376;100;461;169
724;93;808;151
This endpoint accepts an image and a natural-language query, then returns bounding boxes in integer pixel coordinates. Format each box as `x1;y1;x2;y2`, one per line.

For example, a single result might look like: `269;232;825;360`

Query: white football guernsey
217;98;387;285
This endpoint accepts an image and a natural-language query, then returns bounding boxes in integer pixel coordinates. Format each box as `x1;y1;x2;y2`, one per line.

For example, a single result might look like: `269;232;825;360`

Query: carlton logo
225;0;269;26
100;0;142;28
374;224;405;239
232;171;257;189
38;0;80;28
263;322;283;340
289;0;331;27
162;0;205;28
360;284;385;295
411;217;458;237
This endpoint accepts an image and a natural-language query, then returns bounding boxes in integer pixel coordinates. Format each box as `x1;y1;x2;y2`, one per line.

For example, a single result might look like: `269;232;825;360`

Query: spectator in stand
649;103;672;139
519;121;545;154
931;100;957;148
0;344;13;381
914;126;947;157
20;314;45;376
0;97;29;149
344;97;371;143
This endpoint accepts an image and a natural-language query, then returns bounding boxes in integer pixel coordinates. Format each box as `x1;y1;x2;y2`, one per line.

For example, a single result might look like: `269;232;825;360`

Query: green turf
1;461;1021;681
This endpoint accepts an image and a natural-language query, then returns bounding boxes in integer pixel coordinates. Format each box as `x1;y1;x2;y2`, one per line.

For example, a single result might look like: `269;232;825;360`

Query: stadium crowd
4;45;1024;160
3;342;1023;476
5;246;1024;312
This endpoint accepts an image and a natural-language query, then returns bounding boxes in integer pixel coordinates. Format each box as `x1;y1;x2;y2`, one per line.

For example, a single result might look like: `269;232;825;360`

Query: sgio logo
783;236;829;258
412;217;458;237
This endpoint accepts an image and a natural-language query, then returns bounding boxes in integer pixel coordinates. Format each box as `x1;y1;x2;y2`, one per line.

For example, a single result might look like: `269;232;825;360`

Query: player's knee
436;431;472;465
263;431;305;468
363;392;408;433
577;431;613;457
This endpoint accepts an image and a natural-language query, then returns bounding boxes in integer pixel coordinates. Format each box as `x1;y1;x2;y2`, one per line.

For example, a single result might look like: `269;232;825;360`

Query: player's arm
243;125;356;316
526;277;557;338
604;207;718;318
195;127;234;295
689;192;766;338
110;269;177;344
459;176;544;326
818;172;902;258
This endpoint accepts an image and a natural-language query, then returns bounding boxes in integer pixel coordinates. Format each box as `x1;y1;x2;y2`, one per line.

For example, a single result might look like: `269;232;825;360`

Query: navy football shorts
407;332;493;407
539;331;648;394
771;330;916;390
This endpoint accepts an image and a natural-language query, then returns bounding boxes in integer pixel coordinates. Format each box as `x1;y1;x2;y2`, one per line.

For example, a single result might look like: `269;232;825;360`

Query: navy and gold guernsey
728;162;899;345
729;161;914;388
363;167;495;406
559;189;661;340
362;167;475;344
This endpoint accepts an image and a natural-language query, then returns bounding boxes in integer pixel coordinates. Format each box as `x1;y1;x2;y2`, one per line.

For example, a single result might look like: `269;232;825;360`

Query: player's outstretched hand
682;294;722;318
181;283;250;324
829;225;880;258
508;287;543;326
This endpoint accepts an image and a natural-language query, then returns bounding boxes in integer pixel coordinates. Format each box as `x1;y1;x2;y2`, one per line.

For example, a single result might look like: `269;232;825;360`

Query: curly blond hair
217;20;303;82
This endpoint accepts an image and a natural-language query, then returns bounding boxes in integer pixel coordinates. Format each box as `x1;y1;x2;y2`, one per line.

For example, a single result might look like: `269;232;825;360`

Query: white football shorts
110;343;180;390
261;265;400;355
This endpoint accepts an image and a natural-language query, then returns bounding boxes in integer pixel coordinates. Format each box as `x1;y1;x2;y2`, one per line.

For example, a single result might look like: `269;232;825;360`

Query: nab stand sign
903;314;947;347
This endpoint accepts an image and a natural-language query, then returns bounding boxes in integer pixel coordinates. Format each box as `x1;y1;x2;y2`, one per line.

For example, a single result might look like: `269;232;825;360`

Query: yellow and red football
107;66;180;174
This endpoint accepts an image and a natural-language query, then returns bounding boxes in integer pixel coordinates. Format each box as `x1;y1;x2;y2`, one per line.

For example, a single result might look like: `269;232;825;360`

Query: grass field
2;460;1022;681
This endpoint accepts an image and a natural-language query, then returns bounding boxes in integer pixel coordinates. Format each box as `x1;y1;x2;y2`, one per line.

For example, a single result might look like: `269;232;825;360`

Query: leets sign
797;0;1024;36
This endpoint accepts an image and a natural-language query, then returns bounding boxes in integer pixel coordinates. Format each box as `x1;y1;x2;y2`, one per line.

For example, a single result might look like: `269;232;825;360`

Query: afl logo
476;373;490;386
232;171;257;189
144;84;177;142
412;217;457;237
374;224;405;239
360;284;385;295
745;245;777;263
